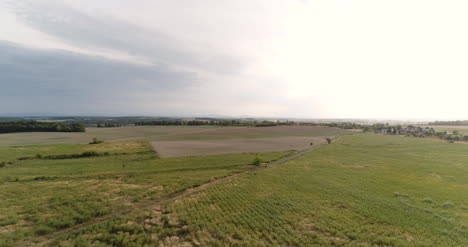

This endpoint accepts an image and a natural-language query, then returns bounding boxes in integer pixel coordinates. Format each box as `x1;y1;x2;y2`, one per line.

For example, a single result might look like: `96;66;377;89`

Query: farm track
24;137;338;247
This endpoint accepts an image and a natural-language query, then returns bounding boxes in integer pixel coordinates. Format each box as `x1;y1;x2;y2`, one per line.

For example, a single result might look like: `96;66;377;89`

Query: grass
0;141;293;246
428;125;468;135
51;134;468;246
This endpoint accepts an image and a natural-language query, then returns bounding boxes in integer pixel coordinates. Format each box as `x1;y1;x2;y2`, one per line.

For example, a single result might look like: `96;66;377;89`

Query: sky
1;0;468;119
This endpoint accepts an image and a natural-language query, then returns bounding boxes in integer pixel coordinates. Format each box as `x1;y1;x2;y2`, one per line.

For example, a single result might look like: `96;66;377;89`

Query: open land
151;126;339;157
152;136;327;158
0;125;346;147
428;125;468;135
1;126;468;246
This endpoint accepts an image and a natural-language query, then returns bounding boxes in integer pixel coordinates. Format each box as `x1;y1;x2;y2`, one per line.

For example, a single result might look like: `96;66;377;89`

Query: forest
0;121;85;134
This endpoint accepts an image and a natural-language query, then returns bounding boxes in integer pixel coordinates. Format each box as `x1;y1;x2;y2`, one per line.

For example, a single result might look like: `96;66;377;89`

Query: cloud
7;0;248;75
0;41;197;115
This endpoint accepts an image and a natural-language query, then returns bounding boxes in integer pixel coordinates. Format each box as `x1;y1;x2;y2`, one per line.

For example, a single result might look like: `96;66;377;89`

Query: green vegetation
0;121;85;134
0;141;292;246
51;135;468;246
250;156;262;166
89;137;104;144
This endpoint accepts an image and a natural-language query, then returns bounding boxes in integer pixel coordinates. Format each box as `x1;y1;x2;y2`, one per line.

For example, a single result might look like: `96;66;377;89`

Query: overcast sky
1;0;468;119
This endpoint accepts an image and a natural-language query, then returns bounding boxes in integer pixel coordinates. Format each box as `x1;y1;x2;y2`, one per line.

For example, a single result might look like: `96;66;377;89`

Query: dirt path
24;137;338;246
267;136;341;167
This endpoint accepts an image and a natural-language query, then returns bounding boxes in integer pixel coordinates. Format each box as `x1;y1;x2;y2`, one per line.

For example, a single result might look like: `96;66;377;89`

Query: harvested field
0;126;224;147
152;136;329;157
0;125;347;147
182;125;340;135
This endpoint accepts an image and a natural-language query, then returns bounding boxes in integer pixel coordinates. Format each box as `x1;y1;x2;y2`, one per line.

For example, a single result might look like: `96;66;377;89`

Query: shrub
35;154;43;159
0;162;5;168
34;225;54;235
251;156;262;166
81;151;100;157
310;142;314;146
17;156;33;161
89;137;104;145
325;138;332;144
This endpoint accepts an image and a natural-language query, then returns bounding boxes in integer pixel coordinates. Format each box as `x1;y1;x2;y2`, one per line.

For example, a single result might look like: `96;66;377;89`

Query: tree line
0;121;85;134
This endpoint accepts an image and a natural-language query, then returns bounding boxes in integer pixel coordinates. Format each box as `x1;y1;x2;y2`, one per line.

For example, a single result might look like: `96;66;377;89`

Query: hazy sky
1;0;468;119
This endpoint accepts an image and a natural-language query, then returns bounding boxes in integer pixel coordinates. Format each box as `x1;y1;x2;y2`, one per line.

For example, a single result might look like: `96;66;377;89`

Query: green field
49;135;468;246
0;141;293;246
2;132;468;246
428;125;468;135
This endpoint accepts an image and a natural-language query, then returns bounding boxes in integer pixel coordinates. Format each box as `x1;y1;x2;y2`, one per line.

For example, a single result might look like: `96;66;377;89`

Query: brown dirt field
152;136;330;158
180;125;341;136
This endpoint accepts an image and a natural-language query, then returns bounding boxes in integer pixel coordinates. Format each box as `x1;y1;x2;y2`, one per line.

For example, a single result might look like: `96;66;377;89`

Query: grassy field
0;141;293;247
48;134;468;246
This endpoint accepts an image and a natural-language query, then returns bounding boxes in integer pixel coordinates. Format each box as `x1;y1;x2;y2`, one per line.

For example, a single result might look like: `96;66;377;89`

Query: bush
44;151;104;159
325;138;332;144
34;225;54;235
89;137;104;145
17;156;33;161
251;156;262;166
310;142;314;146
35;154;43;159
0;162;5;168
81;151;100;157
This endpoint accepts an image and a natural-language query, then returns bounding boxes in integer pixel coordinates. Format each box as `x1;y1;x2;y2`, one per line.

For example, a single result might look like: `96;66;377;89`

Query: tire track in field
25;136;340;247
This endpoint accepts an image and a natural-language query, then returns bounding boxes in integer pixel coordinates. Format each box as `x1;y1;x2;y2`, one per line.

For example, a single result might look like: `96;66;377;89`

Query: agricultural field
48;134;468;246
152;136;328;158
0;126;221;147
0;125;346;147
428;125;468;135
2;126;467;246
0;140;294;247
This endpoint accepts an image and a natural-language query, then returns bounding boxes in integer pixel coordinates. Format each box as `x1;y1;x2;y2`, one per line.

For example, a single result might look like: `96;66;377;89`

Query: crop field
0;126;221;147
428;125;468;135
152;136;328;158
0;125;347;147
46;134;468;246
0;140;294;247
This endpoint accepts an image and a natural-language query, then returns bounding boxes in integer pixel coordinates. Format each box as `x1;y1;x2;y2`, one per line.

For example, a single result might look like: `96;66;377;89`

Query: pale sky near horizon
1;0;467;119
